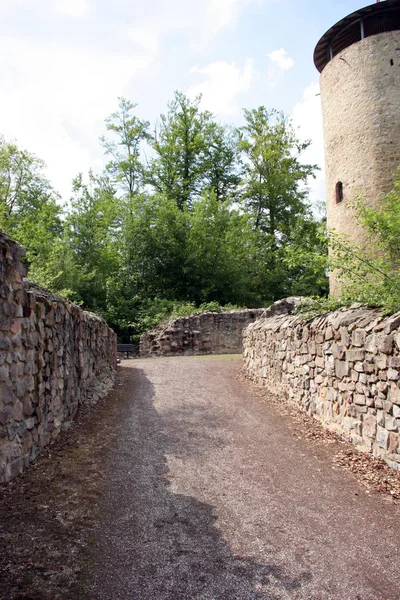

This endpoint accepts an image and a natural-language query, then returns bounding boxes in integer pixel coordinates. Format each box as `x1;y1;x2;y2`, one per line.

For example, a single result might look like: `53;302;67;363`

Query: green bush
329;168;400;314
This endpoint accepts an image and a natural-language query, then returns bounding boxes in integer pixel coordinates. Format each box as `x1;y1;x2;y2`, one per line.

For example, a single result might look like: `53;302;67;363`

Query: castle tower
314;0;400;295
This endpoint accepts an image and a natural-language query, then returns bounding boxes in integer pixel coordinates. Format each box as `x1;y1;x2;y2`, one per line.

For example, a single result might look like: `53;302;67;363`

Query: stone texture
140;298;304;358
0;230;117;484
320;31;400;295
243;304;400;470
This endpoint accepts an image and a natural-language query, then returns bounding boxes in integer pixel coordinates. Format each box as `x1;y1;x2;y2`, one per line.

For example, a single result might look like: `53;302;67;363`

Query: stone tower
314;0;400;295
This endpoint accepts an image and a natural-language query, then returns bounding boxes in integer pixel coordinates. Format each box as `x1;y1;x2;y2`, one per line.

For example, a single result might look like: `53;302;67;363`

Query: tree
184;192;258;305
0;137;62;282
100;98;150;199
238;108;316;239
147;92;239;209
330;168;400;311
236;107;326;300
54;172;122;310
203;123;241;202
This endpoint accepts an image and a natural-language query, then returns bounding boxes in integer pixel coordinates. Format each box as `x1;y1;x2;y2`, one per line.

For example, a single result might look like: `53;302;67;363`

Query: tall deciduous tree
238;107;316;240
147;92;209;209
100;97;150;199
147;92;239;209
0;137;62;280
203;123;241;202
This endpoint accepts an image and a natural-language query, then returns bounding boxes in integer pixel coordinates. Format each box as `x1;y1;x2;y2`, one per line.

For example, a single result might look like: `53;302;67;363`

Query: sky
0;0;374;206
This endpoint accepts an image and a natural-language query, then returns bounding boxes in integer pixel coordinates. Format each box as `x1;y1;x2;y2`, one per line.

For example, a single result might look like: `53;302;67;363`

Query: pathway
92;356;400;600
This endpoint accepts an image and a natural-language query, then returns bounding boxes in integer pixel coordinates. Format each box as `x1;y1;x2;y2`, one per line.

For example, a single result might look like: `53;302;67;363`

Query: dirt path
91;357;400;600
1;356;400;600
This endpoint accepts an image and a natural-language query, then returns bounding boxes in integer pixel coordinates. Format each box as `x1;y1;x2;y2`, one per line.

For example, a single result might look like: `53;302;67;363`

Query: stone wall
140;299;303;357
140;310;265;357
243;305;400;470
0;231;117;483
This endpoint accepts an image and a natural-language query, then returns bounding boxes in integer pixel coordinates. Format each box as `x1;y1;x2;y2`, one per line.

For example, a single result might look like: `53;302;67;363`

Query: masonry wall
320;32;400;295
140;310;266;357
140;298;303;358
243;306;400;470
0;231;117;483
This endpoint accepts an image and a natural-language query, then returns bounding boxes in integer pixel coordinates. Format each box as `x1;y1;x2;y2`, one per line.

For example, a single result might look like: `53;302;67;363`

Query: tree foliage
0;94;328;341
330;170;400;312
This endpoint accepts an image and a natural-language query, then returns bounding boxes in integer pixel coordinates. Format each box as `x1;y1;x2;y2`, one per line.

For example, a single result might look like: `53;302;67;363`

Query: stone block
393;405;400;419
376;426;389;450
352;329;366;347
363;414;377;439
376;335;394;354
335;360;349;378
377;410;385;427
375;355;388;370
385;415;398;432
354;394;366;405
388;369;400;381
346;349;365;363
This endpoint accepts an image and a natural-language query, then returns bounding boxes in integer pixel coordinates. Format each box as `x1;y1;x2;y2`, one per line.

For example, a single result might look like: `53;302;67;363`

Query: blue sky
0;0;373;205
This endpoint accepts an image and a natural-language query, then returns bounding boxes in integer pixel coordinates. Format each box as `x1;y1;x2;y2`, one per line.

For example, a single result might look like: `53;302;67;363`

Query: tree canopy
0;93;328;341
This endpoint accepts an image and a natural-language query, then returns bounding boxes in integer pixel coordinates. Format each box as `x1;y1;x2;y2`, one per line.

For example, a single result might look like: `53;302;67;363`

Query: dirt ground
1;356;400;600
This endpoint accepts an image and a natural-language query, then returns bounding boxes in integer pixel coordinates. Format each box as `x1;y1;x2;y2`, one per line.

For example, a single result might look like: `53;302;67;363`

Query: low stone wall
0;231;117;483
140;310;265;357
243;306;400;469
140;298;303;357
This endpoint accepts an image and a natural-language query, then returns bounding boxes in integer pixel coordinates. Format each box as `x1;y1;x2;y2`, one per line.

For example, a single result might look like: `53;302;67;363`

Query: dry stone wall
243;306;400;470
140;310;265;357
0;231;117;484
140;298;303;358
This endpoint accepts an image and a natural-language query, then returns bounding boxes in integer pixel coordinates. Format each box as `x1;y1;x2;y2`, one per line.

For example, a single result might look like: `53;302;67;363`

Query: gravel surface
91;356;400;600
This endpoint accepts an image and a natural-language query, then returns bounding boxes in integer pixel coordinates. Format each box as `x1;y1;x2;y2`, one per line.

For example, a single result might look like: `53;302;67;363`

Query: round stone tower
314;0;400;295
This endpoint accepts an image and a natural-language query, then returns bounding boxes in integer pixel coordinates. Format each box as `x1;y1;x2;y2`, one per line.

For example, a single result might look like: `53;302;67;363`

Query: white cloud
186;0;264;51
267;48;294;72
188;59;254;116
122;26;161;57
0;36;150;199
291;82;325;208
56;0;90;18
266;48;294;87
206;0;253;33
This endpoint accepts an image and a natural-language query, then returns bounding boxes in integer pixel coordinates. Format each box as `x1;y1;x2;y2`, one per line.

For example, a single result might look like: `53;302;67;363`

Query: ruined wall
0;231;117;483
243;306;400;470
140;299;303;358
140;310;265;357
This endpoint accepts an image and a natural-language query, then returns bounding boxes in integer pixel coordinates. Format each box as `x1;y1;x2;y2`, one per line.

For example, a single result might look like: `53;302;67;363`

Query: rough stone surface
320;31;400;295
0;231;117;484
139;299;304;357
243;305;400;470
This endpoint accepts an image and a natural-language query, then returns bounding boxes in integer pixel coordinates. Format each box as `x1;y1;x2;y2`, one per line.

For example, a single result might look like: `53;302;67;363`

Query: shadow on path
92;366;311;600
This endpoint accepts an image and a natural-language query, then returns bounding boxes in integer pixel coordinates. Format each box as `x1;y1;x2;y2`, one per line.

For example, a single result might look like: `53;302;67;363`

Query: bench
117;343;136;359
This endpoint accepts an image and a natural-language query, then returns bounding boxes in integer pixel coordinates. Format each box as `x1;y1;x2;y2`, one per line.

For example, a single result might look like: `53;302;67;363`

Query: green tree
0;137;62;282
184;192;258;305
203;123;241;202
147;92;209;209
238;108;316;238
100;97;150;199
330;168;400;311
55;172;122;310
147;92;239;209
122;192;189;299
236;107;325;300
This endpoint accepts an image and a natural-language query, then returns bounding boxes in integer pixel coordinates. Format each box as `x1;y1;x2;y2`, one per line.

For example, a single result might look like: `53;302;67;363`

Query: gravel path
92;356;400;600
